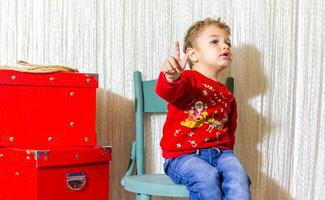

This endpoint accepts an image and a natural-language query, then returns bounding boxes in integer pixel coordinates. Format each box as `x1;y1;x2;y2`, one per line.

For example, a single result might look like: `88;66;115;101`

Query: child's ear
186;48;199;64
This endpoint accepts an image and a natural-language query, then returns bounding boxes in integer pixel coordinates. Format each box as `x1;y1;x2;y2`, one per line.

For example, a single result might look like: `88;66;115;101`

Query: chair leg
136;193;151;200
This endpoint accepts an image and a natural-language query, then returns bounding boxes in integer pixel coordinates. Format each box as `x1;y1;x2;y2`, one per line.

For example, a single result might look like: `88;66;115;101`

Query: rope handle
0;60;79;73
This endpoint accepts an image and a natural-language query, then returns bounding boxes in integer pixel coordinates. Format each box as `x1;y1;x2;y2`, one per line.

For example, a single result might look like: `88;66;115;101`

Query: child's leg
164;154;223;200
215;150;251;200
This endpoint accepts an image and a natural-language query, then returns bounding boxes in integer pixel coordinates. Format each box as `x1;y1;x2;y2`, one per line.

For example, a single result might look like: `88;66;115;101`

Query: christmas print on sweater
155;70;237;158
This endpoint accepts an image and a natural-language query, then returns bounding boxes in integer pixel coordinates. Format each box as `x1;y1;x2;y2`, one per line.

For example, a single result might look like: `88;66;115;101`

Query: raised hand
161;41;189;82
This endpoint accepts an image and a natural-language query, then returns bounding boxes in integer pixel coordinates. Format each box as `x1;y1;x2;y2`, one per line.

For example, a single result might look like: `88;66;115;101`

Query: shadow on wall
96;88;136;200
233;44;292;200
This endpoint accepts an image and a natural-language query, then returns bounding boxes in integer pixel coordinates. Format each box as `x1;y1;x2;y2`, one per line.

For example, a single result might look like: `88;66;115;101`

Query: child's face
192;25;232;71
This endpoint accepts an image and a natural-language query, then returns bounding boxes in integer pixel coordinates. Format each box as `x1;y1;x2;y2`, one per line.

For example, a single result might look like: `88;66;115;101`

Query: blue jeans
163;148;251;200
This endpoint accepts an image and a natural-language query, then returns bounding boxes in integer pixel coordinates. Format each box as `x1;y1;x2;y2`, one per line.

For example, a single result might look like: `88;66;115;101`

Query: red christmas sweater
155;70;237;158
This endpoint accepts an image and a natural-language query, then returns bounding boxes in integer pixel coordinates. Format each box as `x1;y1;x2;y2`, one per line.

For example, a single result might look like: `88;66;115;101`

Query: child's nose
223;44;230;50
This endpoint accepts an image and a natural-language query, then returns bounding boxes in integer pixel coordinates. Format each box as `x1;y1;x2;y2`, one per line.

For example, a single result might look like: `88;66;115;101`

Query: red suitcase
0;70;98;147
0;146;111;200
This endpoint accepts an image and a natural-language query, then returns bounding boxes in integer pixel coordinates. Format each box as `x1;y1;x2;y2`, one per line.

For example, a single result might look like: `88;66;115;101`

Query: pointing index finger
174;41;180;61
180;53;189;69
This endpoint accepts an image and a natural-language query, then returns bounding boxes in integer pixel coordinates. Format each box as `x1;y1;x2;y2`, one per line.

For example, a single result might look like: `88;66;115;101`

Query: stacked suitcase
0;70;112;200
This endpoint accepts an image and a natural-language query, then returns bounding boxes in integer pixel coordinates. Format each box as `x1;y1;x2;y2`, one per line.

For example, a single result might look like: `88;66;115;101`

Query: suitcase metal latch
66;172;87;191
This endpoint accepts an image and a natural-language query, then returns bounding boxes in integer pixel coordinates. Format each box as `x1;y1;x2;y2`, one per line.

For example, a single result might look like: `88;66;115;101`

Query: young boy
155;18;251;200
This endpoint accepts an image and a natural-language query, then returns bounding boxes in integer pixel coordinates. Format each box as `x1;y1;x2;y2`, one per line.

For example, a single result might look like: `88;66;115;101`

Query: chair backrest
133;71;234;175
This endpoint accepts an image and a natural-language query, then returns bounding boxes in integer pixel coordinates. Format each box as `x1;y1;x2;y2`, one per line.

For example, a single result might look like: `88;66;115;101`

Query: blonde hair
183;18;231;67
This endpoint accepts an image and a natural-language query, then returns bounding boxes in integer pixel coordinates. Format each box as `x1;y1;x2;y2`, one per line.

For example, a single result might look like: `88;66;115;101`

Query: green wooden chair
121;71;234;200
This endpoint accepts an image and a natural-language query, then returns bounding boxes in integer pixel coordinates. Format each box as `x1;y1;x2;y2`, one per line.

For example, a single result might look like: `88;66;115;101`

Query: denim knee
193;166;220;187
164;154;224;200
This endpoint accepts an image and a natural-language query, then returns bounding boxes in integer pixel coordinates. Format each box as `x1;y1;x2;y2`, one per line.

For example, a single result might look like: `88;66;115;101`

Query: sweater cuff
159;72;183;86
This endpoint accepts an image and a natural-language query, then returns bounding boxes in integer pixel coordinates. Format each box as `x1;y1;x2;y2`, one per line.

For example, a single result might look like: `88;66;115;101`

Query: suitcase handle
66;172;87;191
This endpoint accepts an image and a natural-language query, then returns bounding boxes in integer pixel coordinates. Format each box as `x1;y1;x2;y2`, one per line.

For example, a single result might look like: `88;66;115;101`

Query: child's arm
155;41;189;103
228;98;237;148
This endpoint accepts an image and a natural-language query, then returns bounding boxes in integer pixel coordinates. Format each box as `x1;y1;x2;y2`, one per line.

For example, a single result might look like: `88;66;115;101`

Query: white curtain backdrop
0;0;324;200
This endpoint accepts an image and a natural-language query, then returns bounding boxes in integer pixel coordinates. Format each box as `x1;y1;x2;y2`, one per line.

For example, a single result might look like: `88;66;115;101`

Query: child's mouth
220;52;230;59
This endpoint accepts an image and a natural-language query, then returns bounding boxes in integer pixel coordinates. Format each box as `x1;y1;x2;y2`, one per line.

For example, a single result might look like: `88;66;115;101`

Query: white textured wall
0;0;324;200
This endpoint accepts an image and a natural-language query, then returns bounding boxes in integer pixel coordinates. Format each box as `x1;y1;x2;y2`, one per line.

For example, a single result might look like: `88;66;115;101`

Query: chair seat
122;174;189;197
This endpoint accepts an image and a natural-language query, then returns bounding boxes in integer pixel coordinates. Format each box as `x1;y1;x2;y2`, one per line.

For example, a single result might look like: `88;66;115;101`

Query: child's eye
211;40;219;44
